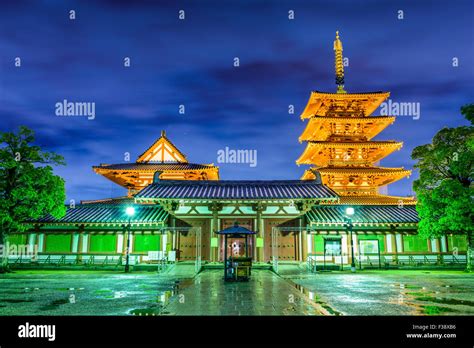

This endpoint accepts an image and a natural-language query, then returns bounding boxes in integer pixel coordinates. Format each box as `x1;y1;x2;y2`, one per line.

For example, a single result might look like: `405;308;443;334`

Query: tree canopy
0;126;66;271
412;104;473;270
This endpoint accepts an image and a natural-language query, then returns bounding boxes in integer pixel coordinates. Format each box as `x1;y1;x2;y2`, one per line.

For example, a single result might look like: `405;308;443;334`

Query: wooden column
252;203;265;262
209;203;222;262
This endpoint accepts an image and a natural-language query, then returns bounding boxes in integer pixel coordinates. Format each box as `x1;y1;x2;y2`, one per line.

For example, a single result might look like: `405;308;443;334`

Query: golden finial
334;30;346;93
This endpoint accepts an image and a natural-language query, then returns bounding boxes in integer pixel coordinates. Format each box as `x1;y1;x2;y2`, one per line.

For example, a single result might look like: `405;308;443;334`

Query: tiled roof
32;204;168;225
307;141;403;148
337;195;416;205
317;167;411;175
313;90;388;95
135;180;339;201
93;163;216;171
306;205;419;225
80;196;134;204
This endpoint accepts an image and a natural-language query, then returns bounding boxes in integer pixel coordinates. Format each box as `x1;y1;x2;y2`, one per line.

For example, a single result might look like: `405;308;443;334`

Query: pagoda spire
334;31;346;94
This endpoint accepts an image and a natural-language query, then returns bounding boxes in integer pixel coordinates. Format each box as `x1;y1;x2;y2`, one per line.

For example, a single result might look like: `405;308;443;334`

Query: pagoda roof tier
316;167;411;189
300;91;390;119
317;166;411;176
299;116;395;142
296;141;403;166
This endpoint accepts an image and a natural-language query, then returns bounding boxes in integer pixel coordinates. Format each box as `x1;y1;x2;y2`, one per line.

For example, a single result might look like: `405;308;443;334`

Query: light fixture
345;207;355;216
126;206;135;217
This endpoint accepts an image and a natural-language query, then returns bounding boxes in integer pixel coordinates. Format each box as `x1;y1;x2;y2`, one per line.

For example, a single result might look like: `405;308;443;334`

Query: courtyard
0;267;473;316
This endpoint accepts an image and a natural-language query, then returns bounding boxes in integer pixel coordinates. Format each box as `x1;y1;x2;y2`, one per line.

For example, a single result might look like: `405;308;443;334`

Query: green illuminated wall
134;234;160;252
447;235;467;251
313;235;324;253
89;235;117;253
403;235;429;252
358;235;385;252
7;234;27;245
45;234;72;252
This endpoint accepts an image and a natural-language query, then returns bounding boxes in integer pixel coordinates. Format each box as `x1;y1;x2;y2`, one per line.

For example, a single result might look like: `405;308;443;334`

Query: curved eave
300;91;390;119
318;168;412;187
93;165;219;173
296;143;318;165
298;116;396;142
296;142;403;166
317;167;411;176
307;141;403;148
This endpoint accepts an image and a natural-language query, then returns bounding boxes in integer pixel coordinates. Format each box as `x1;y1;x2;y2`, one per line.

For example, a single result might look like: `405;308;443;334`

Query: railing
9;253;124;267
307;256;317;273
306;252;471;271
157;257;168;273
306;254;344;272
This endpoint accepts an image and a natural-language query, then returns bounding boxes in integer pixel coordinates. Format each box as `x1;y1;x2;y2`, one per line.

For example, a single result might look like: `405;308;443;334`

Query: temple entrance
177;218;210;261
265;219;298;262
177;230;197;261
219;219;254;261
174;227;202;269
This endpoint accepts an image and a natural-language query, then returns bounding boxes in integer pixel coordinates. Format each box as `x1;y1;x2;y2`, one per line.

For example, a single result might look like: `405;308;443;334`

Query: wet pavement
277;266;474;316
0;268;326;316
162;269;325;315
1;267;472;316
0;270;177;315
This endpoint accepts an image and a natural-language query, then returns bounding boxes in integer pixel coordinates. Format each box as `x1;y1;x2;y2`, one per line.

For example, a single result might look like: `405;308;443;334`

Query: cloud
1;0;472;200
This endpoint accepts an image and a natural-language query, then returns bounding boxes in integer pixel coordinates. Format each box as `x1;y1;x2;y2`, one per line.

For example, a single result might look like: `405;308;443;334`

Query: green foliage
411;105;473;247
461;103;474;125
0;126;66;245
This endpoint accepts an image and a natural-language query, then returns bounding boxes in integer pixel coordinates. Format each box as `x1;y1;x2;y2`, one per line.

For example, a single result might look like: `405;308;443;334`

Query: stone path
163;269;325;315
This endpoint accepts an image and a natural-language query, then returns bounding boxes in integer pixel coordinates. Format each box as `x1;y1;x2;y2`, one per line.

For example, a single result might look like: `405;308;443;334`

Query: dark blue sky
1;0;473;201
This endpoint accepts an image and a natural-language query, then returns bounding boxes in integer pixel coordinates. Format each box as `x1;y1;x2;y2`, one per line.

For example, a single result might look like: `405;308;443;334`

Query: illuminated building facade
10;33;468;270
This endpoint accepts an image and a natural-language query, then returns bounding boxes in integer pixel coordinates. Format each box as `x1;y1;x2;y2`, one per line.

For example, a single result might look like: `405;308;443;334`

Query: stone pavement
0;270;176;315
276;266;474;316
162;269;326;315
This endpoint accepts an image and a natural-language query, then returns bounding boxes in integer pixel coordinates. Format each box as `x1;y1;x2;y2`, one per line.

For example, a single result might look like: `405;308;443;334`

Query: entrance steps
202;262;272;270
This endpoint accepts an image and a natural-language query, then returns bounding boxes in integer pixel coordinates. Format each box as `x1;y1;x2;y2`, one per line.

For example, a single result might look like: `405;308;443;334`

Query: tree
0;126;66;272
412;104;474;271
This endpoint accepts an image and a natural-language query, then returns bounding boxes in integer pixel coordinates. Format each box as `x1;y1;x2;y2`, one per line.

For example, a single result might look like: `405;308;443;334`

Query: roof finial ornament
334;30;346;94
161;130;166;137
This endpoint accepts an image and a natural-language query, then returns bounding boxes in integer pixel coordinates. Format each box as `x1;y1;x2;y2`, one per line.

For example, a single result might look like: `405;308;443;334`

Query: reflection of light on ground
114;291;126;298
337;295;378;304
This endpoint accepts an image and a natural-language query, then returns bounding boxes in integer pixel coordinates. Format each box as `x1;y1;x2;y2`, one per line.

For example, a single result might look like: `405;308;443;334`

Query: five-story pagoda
297;31;415;205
